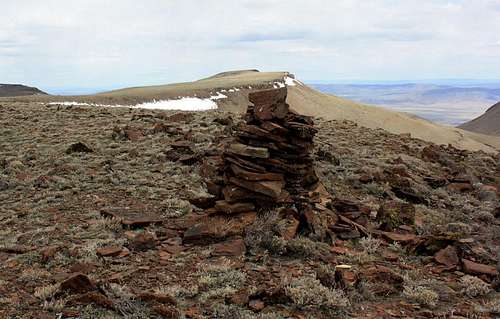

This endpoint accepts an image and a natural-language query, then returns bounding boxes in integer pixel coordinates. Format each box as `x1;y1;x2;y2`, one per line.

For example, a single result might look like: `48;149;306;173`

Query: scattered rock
494;206;500;219
229;290;249;305
129;232;157;251
249;299;265;311
462;259;499;276
41;245;59;262
359;265;404;296
60;273;96;294
66;142;93;154
0;245;34;254
188;193;216;209
212;237;246;257
447;183;473;193
423;176;448;188
478;185;497;201
434;245;459;267
335;267;357;288
379;231;417;243
96;246;124;257
153;304;181;319
101;207;163;228
69;262;97;274
214;201;255;214
165;112;195;123
226;143;269;159
0;179;9;191
69;291;114;309
136;291;177;305
112;126;144;141
377;201;415;231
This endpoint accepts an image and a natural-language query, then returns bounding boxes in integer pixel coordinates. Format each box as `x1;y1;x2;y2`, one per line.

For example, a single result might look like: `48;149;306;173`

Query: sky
1;0;500;93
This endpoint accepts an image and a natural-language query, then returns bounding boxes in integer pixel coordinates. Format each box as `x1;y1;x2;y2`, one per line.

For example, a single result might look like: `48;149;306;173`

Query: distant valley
310;82;500;126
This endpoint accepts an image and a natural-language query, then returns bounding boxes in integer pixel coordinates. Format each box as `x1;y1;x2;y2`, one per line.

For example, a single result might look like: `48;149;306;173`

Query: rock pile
210;87;320;214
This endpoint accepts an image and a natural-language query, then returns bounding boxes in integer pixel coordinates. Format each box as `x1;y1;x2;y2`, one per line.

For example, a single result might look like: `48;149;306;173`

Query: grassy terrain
0;102;498;318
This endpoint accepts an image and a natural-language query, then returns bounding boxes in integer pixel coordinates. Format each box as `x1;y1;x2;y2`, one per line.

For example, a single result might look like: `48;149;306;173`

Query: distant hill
311;83;500;126
3;70;500;153
0;84;47;97
459;101;500;136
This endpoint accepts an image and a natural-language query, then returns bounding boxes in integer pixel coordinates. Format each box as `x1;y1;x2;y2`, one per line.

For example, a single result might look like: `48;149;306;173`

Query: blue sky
1;0;500;93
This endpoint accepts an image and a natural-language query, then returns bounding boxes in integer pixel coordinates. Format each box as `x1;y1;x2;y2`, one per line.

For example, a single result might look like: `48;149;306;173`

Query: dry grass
284;275;349;310
197;258;246;301
459;275;491;298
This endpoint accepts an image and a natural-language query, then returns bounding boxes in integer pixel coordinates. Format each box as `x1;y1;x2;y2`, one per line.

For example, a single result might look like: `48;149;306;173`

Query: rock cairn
211;87;320;214
187;87;369;245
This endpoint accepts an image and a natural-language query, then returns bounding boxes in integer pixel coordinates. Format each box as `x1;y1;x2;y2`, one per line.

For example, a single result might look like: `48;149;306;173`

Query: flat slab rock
226;143;269;159
229;177;284;199
462;258;499;276
101;208;163;227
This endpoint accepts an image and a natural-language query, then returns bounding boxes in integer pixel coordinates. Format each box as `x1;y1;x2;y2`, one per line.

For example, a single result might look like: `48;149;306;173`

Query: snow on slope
47;92;228;111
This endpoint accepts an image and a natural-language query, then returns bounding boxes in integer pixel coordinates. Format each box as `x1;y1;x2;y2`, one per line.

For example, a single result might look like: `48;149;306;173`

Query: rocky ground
0;101;499;319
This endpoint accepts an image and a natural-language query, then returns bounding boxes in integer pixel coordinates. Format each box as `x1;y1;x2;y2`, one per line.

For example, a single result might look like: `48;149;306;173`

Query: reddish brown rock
380;231;417;243
69;262;97;274
434;245;459;267
462;259;499;276
96;245;124;257
0;245;34;254
226;143;269;159
230;164;284;181
70;292;114;309
41;245;59;262
101;207;163;227
212;238;246;257
60;273;96;294
222;185;271;203
359;265;404;295
187;193;216;209
129;232;157;251
229;177;284;199
165;112;195;123
183;217;240;244
66;142;93;154
229;290;250;305
113;126;144;141
249;299;265;311
214;200;255;214
248;87;288;120
169;140;193;150
335;268;357;288
153;304;181;319
447;183;473;193
136;292;177;305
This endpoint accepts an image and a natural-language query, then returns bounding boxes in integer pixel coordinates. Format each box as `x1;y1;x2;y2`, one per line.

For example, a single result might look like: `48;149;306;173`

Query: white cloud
1;0;500;91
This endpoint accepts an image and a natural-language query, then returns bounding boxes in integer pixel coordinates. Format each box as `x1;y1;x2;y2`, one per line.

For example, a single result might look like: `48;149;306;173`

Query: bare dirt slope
459;102;500;136
3;70;499;153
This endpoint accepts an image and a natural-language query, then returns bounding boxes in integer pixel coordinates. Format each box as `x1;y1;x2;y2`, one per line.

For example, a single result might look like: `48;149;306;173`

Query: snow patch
284;76;299;86
133;97;218;111
47;93;227;111
271;76;300;89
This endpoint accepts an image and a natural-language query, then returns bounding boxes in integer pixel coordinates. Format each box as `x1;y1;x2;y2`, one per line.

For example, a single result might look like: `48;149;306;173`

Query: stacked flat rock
213;87;320;213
